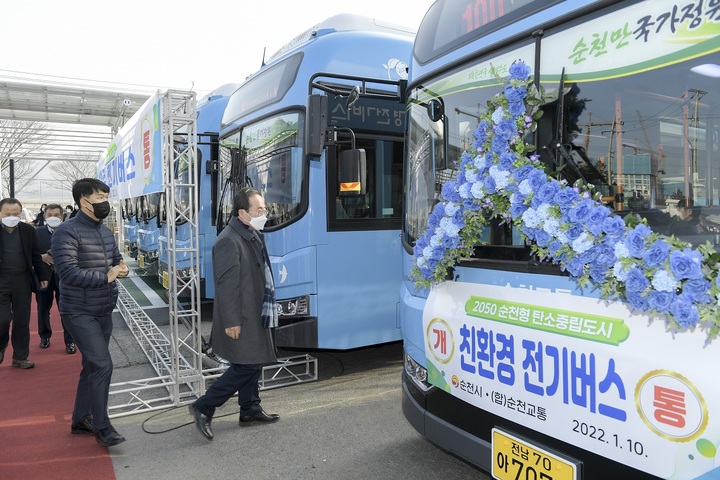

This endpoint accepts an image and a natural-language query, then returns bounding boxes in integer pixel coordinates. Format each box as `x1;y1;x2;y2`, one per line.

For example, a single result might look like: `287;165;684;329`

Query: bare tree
50;154;99;195
0;119;52;197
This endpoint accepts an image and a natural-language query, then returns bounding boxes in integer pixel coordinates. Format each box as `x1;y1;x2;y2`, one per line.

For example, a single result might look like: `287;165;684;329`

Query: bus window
240;112;304;229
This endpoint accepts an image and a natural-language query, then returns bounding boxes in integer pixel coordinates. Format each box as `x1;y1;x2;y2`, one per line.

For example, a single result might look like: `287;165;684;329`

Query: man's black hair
0;198;23;210
232;187;261;215
44;203;64;213
72;178;110;205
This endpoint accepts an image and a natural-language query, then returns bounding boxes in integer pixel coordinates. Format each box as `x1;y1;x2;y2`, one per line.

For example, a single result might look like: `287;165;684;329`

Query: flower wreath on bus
411;61;720;342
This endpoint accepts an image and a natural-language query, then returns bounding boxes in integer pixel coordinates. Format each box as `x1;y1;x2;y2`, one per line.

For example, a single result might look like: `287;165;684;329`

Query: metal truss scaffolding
108;91;317;418
108;90;203;417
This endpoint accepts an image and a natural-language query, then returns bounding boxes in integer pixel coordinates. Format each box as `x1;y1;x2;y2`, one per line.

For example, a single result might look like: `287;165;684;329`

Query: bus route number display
492;429;579;480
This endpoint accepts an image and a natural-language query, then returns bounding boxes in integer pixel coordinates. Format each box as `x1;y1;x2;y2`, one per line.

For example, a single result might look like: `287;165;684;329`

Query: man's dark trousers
37;275;73;345
62;313;113;430
0;272;32;360
195;363;263;417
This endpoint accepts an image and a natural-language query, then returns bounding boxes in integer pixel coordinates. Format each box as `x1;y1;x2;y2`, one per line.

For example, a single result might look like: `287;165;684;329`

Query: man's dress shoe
40;338;50;348
93;426;125;447
71;418;94;435
239;409;280;426
66;343;77;354
189;402;213;440
12;359;35;369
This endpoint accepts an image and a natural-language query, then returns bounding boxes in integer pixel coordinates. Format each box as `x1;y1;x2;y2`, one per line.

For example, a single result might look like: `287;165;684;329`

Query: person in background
0;198;50;369
66;204;78;219
189;187;279;441
673;197;706;236
33;204;47;227
52;179;129;447
35;203;76;353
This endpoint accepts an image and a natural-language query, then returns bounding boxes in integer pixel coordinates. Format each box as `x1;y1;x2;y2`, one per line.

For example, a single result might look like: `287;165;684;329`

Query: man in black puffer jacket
51;178;129;448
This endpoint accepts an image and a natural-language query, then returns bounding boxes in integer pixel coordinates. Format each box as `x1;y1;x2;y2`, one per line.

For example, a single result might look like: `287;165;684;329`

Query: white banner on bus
423;281;720;479
99;92;163;200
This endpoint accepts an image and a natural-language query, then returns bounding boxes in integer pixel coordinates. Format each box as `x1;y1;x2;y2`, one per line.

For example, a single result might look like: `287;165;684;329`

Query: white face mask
45;216;63;228
249;214;268;231
1;216;20;228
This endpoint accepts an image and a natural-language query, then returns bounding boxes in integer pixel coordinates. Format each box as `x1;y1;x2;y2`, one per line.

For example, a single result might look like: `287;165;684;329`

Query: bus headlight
276;295;309;317
404;352;432;392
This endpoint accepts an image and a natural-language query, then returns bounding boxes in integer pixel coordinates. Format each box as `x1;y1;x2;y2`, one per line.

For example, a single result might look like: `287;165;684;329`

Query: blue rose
508;62;531;81
642;239;671;268
593;243;616;267
429;203;446;224
528;169;547;192
682;278;712;304
565;223;583;241
442;234;460;249
494;119;517;142
452;208;465;226
523;226;537;241
578;245;599;265
536;181;560;204
564;256;584;277
513;164;536;182
648;290;674;313
441;181;461;203
554;186;580;209
568;198;593;225
535;229;551;247
585;205;610;236
548;240;563;257
589;265;607;282
474;121;490;143
492;134;509;154
510;202;527;219
463;198;481;211
669;248;704;280
482;175;495;194
505;85;527;104
602;215;626;238
625;267;650;293
626;291;650;311
498;152;515;171
509;101;526;118
625;226;649;259
669;293;700;327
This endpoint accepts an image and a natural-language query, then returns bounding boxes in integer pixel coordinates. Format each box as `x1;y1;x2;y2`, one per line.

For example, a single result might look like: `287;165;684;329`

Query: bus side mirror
338;149;366;196
306;94;327;158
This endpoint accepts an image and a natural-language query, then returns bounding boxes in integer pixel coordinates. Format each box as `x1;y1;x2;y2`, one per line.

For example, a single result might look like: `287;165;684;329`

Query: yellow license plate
162;271;169;289
492;429;578;480
138;255;145;268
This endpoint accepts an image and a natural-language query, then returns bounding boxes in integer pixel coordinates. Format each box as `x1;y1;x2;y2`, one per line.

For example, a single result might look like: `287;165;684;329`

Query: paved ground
103;301;489;480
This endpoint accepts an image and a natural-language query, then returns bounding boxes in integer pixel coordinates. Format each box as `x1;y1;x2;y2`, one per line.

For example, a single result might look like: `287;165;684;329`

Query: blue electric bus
157;84;237;298
217;14;413;349
122;196;140;259
137;191;163;273
401;1;720;479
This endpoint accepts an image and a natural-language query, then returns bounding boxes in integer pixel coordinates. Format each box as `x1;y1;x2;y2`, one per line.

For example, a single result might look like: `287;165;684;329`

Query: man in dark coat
52;178;129;447
0;198;50;369
189;187;278;441
35;203;76;353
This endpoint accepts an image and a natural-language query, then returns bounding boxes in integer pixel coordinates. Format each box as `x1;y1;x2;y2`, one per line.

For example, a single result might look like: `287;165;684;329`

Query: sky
0;0;434;96
0;0;434;206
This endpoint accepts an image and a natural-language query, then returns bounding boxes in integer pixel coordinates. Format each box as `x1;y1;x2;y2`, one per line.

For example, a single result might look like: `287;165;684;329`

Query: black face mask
88;200;111;220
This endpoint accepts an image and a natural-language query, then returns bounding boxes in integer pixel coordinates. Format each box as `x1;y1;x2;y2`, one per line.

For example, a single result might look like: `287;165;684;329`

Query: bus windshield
218;112;304;229
407;36;720;250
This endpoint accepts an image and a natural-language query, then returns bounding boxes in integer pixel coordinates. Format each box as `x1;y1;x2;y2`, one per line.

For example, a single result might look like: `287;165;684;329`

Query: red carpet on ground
0;301;116;480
